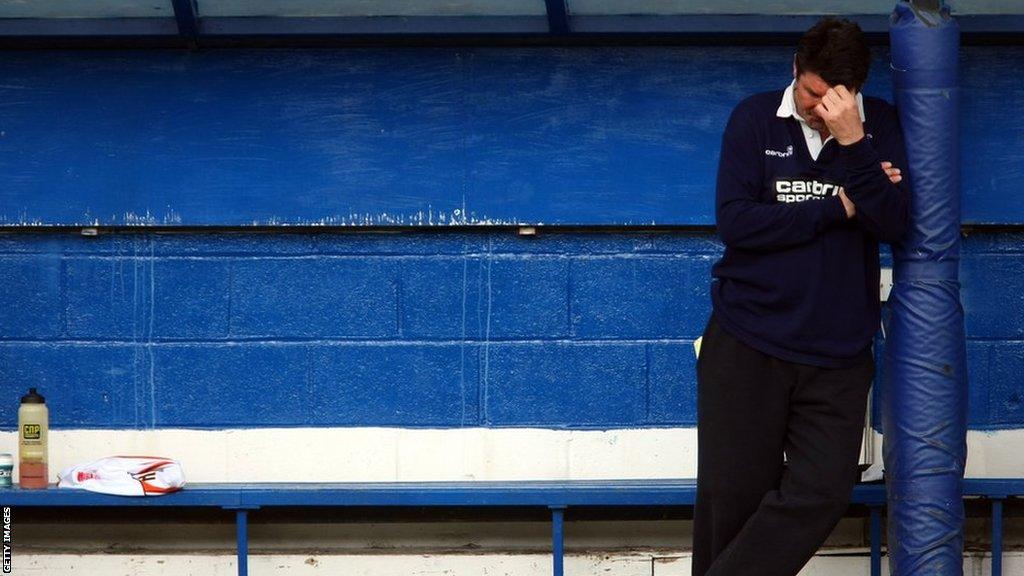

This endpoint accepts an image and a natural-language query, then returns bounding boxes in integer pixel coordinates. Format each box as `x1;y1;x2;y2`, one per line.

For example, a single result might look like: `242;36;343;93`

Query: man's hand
813;85;865;146
837;162;900;220
838;189;856;219
882;161;902;184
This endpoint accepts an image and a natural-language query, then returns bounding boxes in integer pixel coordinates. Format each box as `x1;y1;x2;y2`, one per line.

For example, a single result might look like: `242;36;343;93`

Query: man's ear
792;55;798;78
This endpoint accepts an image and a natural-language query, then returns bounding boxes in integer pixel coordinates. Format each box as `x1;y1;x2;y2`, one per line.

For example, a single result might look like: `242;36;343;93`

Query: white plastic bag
57;456;185;496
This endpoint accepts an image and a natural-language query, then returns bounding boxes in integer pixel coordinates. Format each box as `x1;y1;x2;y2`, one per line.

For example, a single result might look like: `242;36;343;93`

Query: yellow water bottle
18;388;48;489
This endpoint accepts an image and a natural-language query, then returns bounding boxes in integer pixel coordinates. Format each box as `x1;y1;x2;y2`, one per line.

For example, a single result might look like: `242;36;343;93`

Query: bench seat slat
2;479;1019;508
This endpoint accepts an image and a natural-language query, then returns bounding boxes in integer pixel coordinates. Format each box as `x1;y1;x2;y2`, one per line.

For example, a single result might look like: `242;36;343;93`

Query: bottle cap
0;453;12;465
21;388;45;404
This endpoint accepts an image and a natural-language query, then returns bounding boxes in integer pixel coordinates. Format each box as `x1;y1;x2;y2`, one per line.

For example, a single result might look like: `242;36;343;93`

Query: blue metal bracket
992;498;1004;576
222;505;259;576
544;0;569;35
550;505;567;576
171;0;199;42
235;509;249;576
869;505;883;576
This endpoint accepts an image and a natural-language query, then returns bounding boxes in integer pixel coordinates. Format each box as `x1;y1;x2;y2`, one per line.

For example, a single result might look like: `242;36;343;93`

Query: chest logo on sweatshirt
774;178;844;203
765;145;794;158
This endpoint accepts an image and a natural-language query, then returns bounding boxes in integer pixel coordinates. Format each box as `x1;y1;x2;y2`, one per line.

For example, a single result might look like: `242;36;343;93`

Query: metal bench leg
992;498;1004;576
237;509;249;576
550;505;566;576
869;505;882;576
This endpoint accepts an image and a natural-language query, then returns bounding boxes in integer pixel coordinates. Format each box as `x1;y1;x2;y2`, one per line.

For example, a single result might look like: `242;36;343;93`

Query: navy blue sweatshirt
710;89;910;368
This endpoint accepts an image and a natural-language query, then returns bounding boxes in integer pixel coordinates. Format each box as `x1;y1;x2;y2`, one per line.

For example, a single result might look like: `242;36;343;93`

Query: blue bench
1;479;1017;576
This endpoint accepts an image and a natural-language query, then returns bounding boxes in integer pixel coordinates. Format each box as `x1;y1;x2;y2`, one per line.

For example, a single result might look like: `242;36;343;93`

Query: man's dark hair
795;17;871;91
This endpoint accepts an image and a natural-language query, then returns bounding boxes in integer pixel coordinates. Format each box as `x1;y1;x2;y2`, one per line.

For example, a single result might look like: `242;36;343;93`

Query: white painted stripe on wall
1;427;697;482
0;427;1018;482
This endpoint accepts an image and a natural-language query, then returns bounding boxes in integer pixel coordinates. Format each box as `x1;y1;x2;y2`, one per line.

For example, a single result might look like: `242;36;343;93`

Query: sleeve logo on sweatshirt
773;178;844;203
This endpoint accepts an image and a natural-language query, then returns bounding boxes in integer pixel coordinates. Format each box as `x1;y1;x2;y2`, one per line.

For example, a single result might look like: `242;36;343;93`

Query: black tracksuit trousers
692;314;875;576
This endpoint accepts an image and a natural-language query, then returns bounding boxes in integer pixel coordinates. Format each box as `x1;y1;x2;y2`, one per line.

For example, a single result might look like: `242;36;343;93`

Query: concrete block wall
0;229;1020;434
0;231;712;431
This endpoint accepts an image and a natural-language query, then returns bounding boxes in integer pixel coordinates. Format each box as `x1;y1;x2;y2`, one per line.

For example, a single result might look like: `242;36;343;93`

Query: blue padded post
885;2;967;574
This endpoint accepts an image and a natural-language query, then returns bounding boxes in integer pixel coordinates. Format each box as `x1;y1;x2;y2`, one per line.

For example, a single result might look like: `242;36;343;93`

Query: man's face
792;69;833;132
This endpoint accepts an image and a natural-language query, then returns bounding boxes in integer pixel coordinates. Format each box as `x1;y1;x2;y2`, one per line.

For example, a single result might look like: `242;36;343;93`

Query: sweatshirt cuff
838;136;879;171
823;194;849;226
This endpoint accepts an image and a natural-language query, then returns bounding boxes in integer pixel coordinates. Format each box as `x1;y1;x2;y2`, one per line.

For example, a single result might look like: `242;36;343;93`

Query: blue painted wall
0;47;1022;226
0;230;1020;431
0;45;1021;433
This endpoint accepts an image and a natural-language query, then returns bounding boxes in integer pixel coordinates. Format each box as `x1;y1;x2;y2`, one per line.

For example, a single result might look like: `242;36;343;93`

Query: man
693;17;909;576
